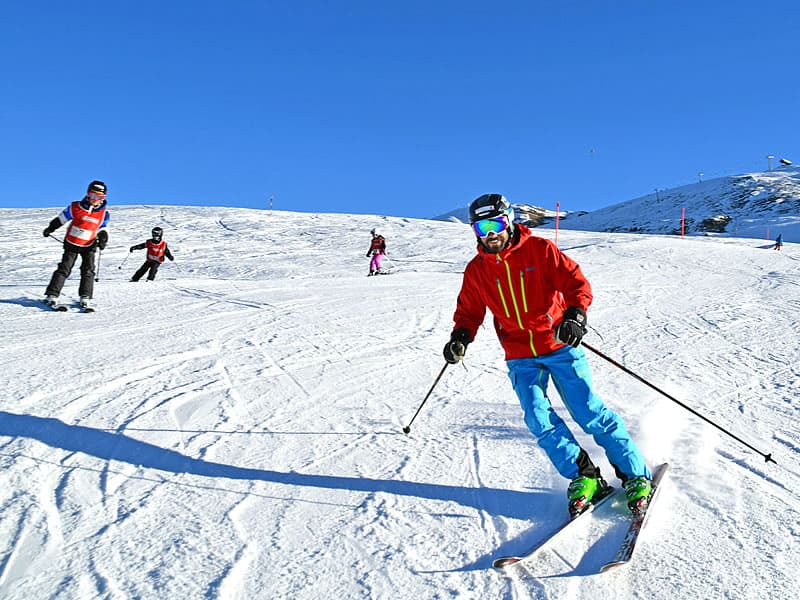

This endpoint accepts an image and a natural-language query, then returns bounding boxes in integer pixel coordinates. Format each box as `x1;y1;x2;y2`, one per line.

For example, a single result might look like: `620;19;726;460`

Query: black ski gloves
554;306;587;348
42;218;60;237
95;230;108;251
443;328;472;364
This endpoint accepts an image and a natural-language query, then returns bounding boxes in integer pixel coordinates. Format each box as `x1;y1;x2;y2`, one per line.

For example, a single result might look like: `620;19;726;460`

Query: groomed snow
1;205;798;599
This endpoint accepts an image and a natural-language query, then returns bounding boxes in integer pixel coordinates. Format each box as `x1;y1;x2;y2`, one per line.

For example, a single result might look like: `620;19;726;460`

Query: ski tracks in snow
3;209;800;599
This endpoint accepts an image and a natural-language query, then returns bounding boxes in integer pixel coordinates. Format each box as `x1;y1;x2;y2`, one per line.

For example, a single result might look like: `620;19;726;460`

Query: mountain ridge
434;166;800;241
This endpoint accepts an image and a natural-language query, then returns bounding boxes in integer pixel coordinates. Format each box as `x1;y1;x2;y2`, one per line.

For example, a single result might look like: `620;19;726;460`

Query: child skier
129;227;174;281
42;180;109;310
366;228;387;276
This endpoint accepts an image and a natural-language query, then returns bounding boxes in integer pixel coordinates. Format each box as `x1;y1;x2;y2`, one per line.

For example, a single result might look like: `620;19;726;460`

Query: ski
599;462;670;573
41;298;96;312
42;299;68;312
492;485;622;569
79;298;95;313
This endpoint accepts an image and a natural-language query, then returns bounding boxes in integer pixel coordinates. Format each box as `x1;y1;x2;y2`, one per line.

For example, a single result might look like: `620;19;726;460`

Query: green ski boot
567;476;601;517
624;476;653;515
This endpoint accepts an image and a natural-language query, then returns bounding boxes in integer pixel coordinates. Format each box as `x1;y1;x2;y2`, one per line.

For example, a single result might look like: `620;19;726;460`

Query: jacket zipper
496;258;537;356
519;270;528;313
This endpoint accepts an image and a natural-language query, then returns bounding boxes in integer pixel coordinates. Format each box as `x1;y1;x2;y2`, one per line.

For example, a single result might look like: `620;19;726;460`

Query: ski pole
95;248;102;282
46;234;65;245
402;363;448;434
582;341;776;464
117;253;131;270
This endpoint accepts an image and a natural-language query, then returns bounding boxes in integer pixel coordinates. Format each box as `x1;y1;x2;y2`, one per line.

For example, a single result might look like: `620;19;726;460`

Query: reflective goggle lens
88;191;106;202
472;216;509;237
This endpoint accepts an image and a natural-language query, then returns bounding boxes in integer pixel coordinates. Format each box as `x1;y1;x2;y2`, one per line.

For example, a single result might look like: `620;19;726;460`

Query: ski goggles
87;191;106;203
472;216;510;238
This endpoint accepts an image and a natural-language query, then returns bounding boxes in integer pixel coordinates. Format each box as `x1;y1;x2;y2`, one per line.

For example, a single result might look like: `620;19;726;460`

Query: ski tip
492;557;521;569
599;560;628;574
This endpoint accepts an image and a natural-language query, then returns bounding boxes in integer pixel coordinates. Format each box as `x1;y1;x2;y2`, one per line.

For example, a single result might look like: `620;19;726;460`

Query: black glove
443;328;472;364
129;246;135;253
43;217;60;237
366;252;371;257
554;307;587;347
169;256;174;261
95;230;108;251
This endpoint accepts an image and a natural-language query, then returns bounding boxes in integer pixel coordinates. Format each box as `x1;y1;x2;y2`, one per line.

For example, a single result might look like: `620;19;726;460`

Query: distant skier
42;180;110;310
366;228;387;276
129;227;174;281
442;193;653;516
774;233;783;251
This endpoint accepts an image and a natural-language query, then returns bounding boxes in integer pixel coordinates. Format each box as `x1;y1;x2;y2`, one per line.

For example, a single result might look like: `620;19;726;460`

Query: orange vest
146;240;167;263
64;201;106;247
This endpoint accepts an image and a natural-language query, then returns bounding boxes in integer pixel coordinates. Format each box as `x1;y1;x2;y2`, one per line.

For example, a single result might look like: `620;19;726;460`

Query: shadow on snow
0;411;551;530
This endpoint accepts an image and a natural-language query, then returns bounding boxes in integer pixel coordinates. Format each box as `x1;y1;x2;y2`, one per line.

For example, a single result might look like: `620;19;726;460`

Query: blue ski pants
507;345;651;482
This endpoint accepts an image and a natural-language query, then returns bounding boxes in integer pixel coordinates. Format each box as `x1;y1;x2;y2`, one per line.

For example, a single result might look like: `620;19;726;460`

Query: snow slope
563;166;800;241
435;166;800;243
1;206;799;599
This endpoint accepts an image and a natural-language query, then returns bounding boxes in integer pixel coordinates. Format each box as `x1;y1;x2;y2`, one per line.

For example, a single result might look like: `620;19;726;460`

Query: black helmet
151;227;163;241
468;193;514;224
88;180;107;194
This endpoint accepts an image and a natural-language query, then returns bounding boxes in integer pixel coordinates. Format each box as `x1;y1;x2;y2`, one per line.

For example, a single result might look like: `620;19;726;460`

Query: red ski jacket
452;224;593;360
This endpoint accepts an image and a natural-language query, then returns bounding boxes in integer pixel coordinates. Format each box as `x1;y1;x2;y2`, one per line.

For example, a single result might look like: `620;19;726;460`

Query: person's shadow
0;297;52;310
0;410;550;521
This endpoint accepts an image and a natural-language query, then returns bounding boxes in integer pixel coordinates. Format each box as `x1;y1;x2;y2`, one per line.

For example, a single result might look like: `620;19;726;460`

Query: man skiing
42;180;109;310
366;228;387;276
774;233;783;251
443;193;653;516
129;227;174;281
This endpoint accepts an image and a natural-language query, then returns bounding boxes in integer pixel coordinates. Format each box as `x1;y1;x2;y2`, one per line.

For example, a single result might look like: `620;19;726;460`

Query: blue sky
2;1;799;219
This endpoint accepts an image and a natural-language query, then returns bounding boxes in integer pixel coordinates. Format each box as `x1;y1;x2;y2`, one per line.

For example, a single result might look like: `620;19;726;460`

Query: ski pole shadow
0;411;548;521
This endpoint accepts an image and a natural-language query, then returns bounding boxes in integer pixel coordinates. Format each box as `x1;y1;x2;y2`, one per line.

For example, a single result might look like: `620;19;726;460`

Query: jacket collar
79;197;107;212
